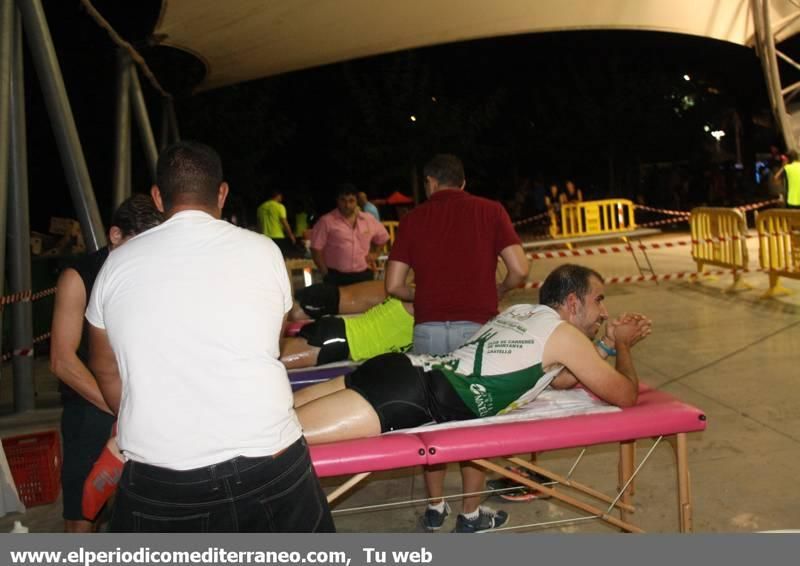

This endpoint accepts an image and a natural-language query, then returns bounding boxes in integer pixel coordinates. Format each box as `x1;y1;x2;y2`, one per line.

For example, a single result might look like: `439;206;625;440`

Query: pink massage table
309;385;706;533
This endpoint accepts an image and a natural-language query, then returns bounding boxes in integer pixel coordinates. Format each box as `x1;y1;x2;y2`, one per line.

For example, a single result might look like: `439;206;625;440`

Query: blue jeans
413;321;482;355
109;437;335;532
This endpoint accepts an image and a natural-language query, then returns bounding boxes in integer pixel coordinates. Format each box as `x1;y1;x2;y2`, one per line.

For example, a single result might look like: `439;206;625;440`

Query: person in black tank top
51;195;163;532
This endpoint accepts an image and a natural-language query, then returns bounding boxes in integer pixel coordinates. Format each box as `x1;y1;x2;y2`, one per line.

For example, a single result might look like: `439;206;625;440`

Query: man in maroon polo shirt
386;154;528;533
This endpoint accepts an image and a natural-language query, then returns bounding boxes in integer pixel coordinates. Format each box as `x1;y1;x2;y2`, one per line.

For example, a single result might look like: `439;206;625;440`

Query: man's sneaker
454;506;509;533
486;467;552;502
421;502;450;531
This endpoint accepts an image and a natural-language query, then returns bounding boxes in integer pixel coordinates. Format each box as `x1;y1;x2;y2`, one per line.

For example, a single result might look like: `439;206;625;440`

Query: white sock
428;501;446;513
461;508;480;520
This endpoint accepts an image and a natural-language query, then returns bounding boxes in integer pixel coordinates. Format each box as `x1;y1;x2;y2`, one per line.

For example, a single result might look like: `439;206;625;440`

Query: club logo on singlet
469;383;494;415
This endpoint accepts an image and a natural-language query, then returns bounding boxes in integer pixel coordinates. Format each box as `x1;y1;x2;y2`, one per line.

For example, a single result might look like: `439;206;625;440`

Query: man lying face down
294;264;652;445
282;280;413;369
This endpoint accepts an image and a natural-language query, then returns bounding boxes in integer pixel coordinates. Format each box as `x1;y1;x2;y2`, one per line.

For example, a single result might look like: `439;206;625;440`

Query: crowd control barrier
690;207;750;291
551;199;637;239
756;209;800;297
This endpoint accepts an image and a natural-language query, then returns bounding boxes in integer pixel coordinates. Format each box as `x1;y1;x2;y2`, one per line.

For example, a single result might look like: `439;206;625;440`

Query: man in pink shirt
311;185;390;286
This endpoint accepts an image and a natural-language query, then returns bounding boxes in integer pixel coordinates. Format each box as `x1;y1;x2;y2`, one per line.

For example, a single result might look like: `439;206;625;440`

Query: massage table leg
675;433;692;533
474;458;643;533
326;472;371;504
618;441;635;529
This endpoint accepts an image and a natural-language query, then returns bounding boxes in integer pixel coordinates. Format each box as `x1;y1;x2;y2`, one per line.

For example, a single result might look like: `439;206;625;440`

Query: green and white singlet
407;304;564;417
344;298;414;361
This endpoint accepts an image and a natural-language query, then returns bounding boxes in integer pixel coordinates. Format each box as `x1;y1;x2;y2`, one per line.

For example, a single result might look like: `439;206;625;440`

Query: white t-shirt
86;210;300;469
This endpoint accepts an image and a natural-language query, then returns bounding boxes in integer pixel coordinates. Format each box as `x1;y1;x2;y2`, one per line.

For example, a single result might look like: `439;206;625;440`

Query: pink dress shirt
310;210;389;273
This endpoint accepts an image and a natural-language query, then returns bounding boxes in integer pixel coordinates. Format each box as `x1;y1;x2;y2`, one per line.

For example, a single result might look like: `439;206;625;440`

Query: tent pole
112;49;131;211
8;8;34;412
17;0;106;251
0;0;14;400
129;65;158;182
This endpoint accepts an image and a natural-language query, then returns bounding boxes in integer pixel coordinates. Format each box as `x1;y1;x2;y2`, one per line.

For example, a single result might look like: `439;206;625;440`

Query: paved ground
1;229;798;533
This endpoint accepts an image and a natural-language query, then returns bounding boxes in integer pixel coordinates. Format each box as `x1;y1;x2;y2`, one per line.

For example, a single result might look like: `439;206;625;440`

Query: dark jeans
109;437;335;532
323;268;373;287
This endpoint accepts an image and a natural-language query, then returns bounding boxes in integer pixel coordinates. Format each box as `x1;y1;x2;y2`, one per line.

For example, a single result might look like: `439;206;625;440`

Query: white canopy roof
153;0;800;91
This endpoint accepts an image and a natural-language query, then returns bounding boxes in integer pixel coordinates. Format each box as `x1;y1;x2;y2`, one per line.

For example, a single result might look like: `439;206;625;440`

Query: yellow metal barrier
550;199;637;238
756;209;800;297
382;221;399;246
690;207;750;291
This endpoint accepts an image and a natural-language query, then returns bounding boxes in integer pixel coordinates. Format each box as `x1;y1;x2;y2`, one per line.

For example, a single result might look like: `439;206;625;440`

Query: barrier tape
1;332;51;362
736;198;782;212
512;211;550;227
525;239;697;260
634;204;691;217
518;269;759;289
638;216;691;228
0;286;56;307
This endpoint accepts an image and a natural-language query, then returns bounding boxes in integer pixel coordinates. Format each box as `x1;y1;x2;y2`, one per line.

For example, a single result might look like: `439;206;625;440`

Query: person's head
565;180;576;194
270;190;283;202
423;154;465;197
357;191;369;207
549;184;559;197
539;264;608;339
336;184;358;217
151;141;228;217
108;194;164;249
788;150;798;163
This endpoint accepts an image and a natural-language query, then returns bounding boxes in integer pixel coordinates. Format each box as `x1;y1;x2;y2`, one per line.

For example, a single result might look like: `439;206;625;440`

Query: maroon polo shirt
389;189;521;325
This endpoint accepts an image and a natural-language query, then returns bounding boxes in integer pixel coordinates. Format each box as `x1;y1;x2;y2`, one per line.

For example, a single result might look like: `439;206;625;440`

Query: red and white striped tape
634;204;691;216
525;239;699;260
736;198;782;212
1;332;51;362
638;216;691;228
0;286;56;307
518;269;753;289
512;211;550;227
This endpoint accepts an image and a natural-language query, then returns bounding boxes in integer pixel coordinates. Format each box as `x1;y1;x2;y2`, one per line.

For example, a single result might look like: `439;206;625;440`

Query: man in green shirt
257;191;296;254
775;150;800;208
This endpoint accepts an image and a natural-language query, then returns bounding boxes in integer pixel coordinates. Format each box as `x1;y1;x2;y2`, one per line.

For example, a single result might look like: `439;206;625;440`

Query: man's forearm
51;355;112;414
614;343;639;391
311;249;327;275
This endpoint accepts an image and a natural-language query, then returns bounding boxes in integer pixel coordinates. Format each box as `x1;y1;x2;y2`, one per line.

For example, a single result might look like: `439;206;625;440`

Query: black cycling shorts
298;316;350;365
295;284;340;319
344;353;474;432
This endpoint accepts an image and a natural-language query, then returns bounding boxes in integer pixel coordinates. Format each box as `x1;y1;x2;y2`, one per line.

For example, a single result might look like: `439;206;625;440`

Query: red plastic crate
2;431;62;507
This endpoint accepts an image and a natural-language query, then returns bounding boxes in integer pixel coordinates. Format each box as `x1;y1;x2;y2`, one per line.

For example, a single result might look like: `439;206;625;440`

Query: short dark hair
539;264;604;309
156;141;223;211
788;150;798;162
423;154;465;187
336;183;357;198
111;194;164;237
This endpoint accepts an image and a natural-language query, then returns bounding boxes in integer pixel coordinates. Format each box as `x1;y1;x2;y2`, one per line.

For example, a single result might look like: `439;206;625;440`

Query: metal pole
168;96;181;142
129;65;158;181
17;0;106;250
8;8;34;412
0;0;14;396
159;96;170;151
111;49;131;211
754;0;798;151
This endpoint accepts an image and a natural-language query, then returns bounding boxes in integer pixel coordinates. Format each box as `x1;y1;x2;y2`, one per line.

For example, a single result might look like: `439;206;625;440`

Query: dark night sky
24;1;795;231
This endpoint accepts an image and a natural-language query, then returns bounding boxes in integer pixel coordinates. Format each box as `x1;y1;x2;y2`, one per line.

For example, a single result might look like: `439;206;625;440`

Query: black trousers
109;437;335;532
323;268;373;287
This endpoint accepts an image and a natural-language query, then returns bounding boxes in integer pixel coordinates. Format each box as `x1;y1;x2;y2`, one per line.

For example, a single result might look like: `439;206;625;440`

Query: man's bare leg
294;376;346;408
459;463;486;514
287;303;310;322
424;464;448;505
337;281;386;314
280;337;320;369
297;387;381;444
